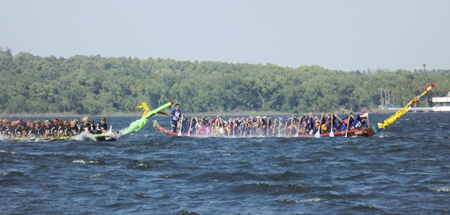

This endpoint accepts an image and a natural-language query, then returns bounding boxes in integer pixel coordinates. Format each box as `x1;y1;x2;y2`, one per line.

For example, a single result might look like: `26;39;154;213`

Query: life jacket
321;123;327;131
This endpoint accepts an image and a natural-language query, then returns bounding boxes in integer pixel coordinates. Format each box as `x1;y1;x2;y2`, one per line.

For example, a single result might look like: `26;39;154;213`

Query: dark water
1;113;450;215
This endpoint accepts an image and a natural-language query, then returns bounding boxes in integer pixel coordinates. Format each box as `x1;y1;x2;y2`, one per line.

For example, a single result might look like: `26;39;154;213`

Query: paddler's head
81;116;89;124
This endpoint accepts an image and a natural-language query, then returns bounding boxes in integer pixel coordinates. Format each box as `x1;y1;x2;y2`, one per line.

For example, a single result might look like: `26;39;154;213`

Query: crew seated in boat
56;119;66;138
305;113;315;134
4;120;12;138
196;117;210;135
25;120;34;137
2;119;13;138
285;115;298;136
312;119;321;134
98;126;107;134
321;116;332;133
339;118;348;131
164;111;369;137
50;118;59;137
349;113;369;130
64;121;71;138
225;117;233;136
190;117;198;134
14;120;25;138
69;120;80;136
32;120;43;137
243;119;251;136
97;116;108;133
43;120;54;138
183;116;191;134
87;119;97;134
79;117;89;133
266;117;275;137
0;116;115;140
183;115;192;134
339;114;355;131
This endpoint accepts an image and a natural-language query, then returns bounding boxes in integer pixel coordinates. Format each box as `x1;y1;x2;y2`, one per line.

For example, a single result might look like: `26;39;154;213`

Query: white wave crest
0;150;19;155
431;186;450;193
85;173;107;178
299;197;322;203
72;160;86;164
74;132;97;141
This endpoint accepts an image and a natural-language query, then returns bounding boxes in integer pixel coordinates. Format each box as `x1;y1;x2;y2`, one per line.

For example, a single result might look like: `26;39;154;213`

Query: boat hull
153;123;373;138
3;133;117;142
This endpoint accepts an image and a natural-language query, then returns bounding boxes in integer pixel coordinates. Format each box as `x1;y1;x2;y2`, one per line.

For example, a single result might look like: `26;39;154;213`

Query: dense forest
1;47;449;115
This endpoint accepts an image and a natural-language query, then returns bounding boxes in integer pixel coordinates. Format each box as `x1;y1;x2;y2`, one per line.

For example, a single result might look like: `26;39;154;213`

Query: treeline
1;47;449;115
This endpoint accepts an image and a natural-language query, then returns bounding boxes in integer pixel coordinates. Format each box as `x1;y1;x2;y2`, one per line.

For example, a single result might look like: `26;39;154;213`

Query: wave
1;171;25;177
72;160;86;164
277;197;323;204
85;173;108;178
0;149;20;155
429;186;450;193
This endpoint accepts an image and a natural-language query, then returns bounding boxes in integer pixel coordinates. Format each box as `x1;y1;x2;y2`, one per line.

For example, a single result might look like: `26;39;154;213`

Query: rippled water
1;113;450;214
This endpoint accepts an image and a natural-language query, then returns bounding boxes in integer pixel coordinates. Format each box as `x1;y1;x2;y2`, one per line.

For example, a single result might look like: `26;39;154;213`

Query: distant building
432;92;450;112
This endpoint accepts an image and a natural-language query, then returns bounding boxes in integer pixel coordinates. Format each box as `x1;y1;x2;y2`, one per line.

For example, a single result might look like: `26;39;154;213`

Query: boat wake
74;132;97;141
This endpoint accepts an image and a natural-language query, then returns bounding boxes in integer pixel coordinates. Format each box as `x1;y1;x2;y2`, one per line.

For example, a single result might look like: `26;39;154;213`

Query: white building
432;92;450;112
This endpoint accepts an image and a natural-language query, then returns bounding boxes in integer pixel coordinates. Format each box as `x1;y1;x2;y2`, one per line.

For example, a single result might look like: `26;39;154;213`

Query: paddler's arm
333;113;342;122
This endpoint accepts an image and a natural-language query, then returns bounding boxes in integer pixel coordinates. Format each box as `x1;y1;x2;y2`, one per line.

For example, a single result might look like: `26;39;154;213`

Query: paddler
170;103;182;132
350;113;369;130
94;116;108;134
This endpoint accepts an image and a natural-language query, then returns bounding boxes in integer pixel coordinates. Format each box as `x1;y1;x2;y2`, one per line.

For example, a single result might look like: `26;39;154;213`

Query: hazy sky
1;0;449;72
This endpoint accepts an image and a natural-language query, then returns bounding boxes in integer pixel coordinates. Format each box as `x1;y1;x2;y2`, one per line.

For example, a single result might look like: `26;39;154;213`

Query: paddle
198;117;204;135
329;114;334;137
259;117;267;137
213;117;219;136
157;111;170;116
187;116;193;137
277;117;282;137
177;114;184;136
314;113;323;138
242;118;247;137
232;118;235;137
344;113;352;137
333;113;348;136
256;117;262;137
294;115;301;137
208;117;213;136
283;117;288;137
270;118;276;136
287;115;294;137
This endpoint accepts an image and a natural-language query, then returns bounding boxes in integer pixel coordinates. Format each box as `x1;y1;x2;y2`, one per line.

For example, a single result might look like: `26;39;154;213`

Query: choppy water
1;113;450;215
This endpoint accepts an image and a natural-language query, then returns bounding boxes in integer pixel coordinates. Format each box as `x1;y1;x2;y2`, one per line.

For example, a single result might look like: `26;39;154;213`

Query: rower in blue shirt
170;103;182;132
350;113;369;130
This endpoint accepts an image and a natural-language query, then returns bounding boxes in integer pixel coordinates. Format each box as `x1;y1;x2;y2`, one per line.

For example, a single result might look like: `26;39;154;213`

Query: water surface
1;113;450;214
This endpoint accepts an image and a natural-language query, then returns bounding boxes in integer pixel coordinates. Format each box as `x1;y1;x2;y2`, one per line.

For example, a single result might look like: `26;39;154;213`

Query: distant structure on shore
432;92;450;112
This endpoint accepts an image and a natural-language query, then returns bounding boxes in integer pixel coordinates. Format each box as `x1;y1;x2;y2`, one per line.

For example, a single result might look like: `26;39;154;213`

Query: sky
1;0;449;72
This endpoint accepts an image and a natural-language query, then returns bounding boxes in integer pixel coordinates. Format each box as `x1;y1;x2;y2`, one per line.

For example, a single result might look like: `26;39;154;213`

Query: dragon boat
1;100;174;142
153;84;435;138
